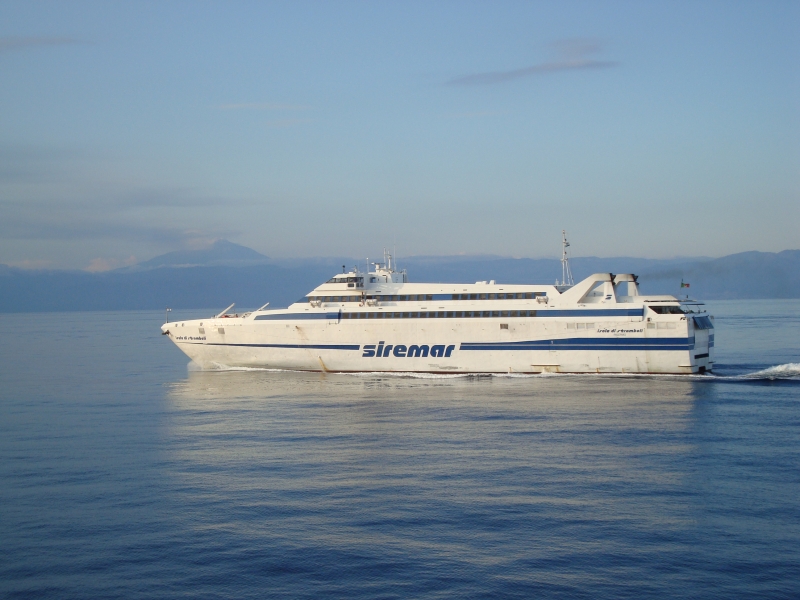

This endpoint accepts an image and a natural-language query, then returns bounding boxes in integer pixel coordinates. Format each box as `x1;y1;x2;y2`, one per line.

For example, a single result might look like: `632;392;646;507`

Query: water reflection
164;371;701;532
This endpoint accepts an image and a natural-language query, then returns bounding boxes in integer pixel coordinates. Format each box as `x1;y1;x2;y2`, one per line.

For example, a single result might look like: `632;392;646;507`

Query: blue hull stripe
255;313;339;321
254;308;643;321
205;342;360;350
460;337;695;351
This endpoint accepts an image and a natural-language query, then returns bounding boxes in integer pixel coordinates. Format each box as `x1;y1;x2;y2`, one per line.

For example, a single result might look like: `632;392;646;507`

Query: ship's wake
739;363;800;380
187;361;800;382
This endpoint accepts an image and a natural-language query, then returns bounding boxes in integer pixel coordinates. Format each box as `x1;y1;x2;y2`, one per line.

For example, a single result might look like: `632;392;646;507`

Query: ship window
587;323;595;329
693;316;714;329
500;324;509;329
452;294;459;300
455;311;462;318
567;323;576;329
577;323;585;330
649;305;686;315
647;322;655;329
488;293;496;300
446;312;453;318
370;277;376;283
426;295;433;301
501;311;509;317
525;292;533;299
492;311;500;317
348;283;354;288
509;310;517;317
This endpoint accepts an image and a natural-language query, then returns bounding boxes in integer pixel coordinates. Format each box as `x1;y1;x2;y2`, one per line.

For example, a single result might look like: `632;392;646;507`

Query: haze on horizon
1;0;798;271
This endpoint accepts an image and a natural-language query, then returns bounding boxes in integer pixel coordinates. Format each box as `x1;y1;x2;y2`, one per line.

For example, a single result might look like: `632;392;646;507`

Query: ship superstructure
161;245;714;374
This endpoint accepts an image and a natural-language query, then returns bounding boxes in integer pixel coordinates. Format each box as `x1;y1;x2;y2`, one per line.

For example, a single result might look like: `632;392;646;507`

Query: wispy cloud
216;103;310;111
448;38;616;85
0;36;83;53
85;256;137;273
5;259;54;270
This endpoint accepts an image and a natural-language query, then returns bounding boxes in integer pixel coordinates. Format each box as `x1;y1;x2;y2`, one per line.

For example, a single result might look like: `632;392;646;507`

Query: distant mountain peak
133;239;269;270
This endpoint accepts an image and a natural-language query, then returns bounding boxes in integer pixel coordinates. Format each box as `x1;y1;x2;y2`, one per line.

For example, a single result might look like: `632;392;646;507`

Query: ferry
161;235;714;374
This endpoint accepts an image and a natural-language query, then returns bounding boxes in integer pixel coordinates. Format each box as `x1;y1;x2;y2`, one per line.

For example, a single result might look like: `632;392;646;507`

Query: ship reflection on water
162;370;714;591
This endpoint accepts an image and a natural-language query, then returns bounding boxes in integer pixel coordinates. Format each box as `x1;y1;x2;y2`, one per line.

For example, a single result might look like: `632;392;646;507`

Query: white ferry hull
165;312;713;374
162;260;714;375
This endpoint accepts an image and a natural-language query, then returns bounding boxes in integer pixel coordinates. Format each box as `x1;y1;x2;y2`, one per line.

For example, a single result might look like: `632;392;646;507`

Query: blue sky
1;0;797;270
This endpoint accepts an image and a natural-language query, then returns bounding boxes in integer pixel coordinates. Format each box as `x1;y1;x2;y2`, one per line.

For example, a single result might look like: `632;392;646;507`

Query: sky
1;0;798;270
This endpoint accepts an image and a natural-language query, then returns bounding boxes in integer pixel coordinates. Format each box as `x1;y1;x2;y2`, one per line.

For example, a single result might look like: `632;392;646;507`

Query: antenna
560;230;574;286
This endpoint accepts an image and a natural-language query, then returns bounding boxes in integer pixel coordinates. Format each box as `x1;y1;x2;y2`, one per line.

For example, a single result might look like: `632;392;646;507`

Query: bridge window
648;305;686;315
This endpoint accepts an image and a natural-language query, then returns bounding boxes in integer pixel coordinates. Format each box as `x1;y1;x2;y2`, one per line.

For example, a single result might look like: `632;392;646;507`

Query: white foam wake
741;363;800;380
186;361;800;381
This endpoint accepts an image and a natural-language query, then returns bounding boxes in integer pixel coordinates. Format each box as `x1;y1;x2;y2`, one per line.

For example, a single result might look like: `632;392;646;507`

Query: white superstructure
161;249;714;375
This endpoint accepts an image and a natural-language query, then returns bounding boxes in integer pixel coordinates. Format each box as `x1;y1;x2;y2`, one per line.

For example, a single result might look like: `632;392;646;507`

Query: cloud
0;215;240;246
447;38;617;85
85;256;137;273
216;103;310;111
5;259;54;270
0;36;83;53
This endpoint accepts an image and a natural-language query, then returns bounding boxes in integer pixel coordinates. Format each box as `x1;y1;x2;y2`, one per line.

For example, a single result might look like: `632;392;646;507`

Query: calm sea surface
1;300;799;599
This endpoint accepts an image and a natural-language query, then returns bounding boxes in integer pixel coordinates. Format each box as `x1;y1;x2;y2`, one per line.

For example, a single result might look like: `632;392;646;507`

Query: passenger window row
307;292;544;303
566;323;596;330
451;292;544;300
647;322;678;329
342;310;538;319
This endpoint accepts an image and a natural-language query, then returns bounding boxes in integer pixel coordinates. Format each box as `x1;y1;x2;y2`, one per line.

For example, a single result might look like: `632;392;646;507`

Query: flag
680;280;690;288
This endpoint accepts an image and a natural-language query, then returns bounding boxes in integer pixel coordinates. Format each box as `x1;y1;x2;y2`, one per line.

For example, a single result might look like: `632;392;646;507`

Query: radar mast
560;229;574;287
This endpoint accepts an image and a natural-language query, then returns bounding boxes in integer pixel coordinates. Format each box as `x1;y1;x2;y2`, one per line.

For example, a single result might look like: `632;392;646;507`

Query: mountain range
1;241;798;313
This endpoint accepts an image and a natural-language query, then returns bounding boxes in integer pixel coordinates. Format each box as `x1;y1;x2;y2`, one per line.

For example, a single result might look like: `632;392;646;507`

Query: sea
1;300;799;599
